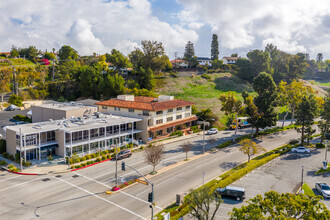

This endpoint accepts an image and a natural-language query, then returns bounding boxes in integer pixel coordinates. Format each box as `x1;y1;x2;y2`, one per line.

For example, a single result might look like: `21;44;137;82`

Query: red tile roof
170;59;188;63
148;116;198;132
223;57;239;60
96;96;195;111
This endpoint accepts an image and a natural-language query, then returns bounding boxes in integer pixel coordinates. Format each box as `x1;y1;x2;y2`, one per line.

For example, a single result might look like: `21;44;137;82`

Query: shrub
15;153;20;163
8;155;14;161
102;155;106;161
96;157;102;162
0;160;7;166
80;156;86;162
170;130;184;137
48;155;53;161
13;114;32;123
120;146;125;150
74;165;82;169
69;158;74;164
8;94;23;107
107;154;111;159
86;154;91;160
91;153;96;158
23;160;31;167
0;139;6;154
81;162;87;167
1;152;9;159
316;143;325;148
70;165;74;169
139;146;144;150
8;164;19;172
289;140;299;145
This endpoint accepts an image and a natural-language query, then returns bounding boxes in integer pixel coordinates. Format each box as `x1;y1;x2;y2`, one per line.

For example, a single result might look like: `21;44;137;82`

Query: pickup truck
315;182;330;199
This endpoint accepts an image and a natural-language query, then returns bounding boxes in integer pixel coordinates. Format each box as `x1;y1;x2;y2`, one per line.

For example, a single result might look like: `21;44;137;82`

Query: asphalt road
0;122;301;220
0;109;29;138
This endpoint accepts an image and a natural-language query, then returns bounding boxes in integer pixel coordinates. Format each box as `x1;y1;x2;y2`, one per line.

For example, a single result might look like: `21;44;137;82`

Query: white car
291;146;310;153
207;128;218;135
315;183;330;199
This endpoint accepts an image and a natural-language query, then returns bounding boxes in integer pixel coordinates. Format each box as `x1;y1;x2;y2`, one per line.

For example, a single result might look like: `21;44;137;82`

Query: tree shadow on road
281;150;321;161
219;162;239;170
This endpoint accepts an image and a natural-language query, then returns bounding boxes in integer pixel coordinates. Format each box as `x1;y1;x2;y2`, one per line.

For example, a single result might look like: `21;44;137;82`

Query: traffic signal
121;162;125;171
148;192;154;202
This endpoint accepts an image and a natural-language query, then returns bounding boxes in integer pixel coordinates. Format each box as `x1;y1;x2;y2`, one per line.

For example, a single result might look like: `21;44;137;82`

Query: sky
0;0;329;60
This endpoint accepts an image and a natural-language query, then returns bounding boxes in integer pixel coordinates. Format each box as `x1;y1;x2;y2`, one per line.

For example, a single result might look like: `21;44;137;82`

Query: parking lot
0;109;29;138
211;147;330;219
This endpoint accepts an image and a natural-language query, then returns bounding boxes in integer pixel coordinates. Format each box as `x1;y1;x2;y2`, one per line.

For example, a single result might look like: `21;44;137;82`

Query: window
156;119;163;124
99;127;105;136
176;114;182;120
167;117;173;122
83;130;89;139
114;107;120;111
185;106;190;110
156;110;163;115
185;113;190;118
143;110;150;116
167;127;173;133
176;107;182;111
129;108;134;112
46;131;55;142
65;133;71;144
102;106;107;109
114;125;119;133
106;126;113;135
168;109;173;113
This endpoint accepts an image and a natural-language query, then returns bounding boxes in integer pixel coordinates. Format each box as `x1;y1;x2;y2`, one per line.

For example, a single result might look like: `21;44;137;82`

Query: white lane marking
0;175;20;183
53;176;146;220
0;177;43;192
73;172;161;209
104;165;151;183
136;172;184;197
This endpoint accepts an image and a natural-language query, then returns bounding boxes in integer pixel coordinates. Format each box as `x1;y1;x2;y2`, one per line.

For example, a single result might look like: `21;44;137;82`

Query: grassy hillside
0;58;35;68
156;72;255;125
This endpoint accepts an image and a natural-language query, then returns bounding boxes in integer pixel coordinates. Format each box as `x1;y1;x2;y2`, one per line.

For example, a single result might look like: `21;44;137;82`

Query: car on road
116;150;132;160
6;105;20;111
315;182;330;199
207;128;218;135
291;146;310;153
216;186;245;201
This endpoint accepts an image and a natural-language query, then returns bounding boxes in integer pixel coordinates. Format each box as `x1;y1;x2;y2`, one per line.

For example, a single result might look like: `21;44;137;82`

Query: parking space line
0;177;43;192
54;176;146;220
73;172;161;209
0;175;20;183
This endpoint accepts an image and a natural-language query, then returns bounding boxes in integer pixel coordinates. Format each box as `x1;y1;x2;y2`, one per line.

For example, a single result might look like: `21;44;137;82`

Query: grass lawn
302;183;315;197
308;80;330;87
315;165;330;175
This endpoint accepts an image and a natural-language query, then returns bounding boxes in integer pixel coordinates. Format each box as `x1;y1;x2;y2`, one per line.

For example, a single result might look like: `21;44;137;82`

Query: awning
148;116;198;132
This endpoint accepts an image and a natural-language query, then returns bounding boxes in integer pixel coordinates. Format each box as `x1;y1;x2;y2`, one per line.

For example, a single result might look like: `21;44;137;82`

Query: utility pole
19;128;23;172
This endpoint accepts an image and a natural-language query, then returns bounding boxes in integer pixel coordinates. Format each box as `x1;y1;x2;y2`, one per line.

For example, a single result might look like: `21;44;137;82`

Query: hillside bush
8;94;23;107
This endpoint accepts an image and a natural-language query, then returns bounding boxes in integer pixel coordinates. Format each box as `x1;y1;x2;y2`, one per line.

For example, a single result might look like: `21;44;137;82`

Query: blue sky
0;0;329;60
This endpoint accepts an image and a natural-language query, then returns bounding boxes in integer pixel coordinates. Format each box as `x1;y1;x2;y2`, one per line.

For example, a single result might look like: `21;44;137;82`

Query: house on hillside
170;59;190;68
196;57;212;66
222;57;239;64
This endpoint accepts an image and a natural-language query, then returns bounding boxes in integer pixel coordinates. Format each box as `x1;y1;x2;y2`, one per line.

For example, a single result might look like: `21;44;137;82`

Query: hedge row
71;154;112;169
157;144;293;220
1;152;31;167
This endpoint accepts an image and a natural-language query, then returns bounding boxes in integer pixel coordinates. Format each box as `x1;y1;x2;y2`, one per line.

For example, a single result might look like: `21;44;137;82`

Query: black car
116;150;132;160
216;186;245;201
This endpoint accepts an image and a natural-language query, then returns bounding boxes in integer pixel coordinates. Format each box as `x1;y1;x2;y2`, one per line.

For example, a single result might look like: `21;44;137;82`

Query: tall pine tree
211;34;219;60
184;41;195;60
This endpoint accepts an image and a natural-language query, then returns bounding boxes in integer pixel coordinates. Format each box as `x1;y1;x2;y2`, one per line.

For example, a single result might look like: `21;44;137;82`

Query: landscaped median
155;143;295;220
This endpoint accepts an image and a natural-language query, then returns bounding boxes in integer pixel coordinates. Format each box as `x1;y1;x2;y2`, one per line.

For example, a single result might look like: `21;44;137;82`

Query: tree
238;138;265;162
295;95;318;145
10;46;19;57
211;34;219;60
219;92;243;141
317;53;323;62
253;72;277;135
235;58;256;82
18;46;39;59
144;143;165;174
184;41;195;60
138;67;155;90
8;94;23;107
247;50;270;75
44;52;56;60
242;93;261;136
186;186;223;220
231;53;238;57
141;40;165;72
305;125;316;145
0;68;11;102
107;49;130;70
229;191;330;219
58;45;78;61
211;59;223;69
319;92;330;144
129;49;144;71
278;80;308;126
181;141;193;160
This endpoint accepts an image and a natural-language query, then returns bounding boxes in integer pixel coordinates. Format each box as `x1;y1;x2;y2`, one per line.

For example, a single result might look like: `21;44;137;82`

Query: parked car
116;150;132;160
215;186;245;201
315;182;330;199
207;128;218;135
291;146;310;153
6;104;20;111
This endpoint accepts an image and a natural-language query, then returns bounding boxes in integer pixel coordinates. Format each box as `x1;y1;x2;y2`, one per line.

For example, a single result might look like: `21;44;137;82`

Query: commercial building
96;95;198;142
32;102;98;122
6;113;142;161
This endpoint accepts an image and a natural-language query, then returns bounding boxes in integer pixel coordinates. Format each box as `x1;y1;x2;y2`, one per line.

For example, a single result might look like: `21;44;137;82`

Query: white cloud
0;0;198;56
177;0;330;58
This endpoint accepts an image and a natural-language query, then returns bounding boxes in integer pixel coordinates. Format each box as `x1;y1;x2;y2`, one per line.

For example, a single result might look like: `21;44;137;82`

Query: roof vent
117;95;134;101
158;95;174;102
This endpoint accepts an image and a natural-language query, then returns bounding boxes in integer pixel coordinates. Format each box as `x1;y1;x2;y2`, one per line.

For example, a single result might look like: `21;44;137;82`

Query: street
0;124;305;220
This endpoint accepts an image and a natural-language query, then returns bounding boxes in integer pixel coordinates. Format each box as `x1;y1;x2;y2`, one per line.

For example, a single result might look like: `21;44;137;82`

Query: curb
70;158;111;171
1;167;41;175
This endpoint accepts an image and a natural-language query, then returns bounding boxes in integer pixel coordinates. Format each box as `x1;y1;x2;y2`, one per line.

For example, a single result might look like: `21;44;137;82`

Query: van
215;186;245;201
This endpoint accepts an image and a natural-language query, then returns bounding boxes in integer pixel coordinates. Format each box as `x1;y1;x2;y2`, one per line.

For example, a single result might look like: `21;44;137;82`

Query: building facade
222;57;238;64
6;114;142;161
197;57;212;66
96;95;198;142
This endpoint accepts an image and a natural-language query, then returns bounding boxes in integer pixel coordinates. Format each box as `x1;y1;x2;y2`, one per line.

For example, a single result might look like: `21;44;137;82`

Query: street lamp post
301;166;304;189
